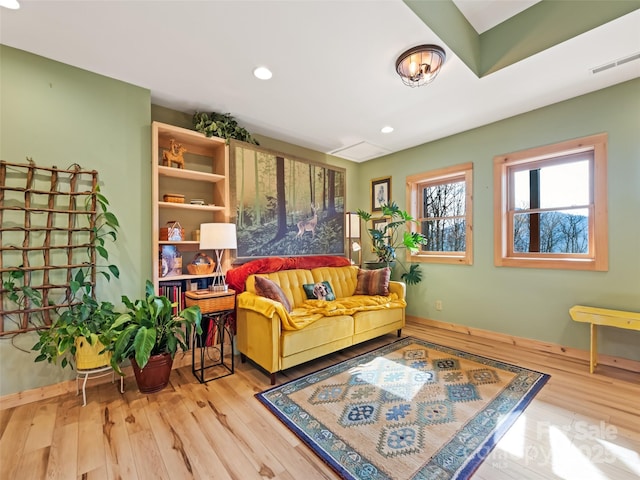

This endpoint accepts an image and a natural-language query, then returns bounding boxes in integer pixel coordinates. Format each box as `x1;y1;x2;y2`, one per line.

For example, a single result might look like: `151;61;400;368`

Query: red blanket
227;256;351;293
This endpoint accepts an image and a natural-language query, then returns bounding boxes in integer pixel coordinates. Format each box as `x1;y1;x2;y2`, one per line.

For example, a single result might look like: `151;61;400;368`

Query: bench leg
270;372;276;385
590;323;598;374
397;329;402;338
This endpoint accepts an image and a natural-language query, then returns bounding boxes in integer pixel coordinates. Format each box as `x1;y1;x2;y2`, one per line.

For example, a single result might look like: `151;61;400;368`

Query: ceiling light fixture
253;66;273;80
0;0;20;9
381;126;394;134
395;44;446;87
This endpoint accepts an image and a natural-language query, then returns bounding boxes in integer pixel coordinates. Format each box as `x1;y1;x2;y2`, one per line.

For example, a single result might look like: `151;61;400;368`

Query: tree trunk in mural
327;169;336;215
275;156;288;240
238;150;245;227
254;150;261;225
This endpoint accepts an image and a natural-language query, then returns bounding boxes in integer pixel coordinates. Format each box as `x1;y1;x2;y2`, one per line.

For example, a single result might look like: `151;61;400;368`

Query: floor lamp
346;212;361;266
199;223;237;291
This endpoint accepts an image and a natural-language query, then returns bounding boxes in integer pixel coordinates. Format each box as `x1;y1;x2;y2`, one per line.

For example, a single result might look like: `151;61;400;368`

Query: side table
186;289;235;383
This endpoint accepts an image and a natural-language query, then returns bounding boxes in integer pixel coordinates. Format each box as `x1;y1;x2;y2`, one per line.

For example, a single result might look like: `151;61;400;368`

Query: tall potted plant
357;202;428;285
106;280;202;394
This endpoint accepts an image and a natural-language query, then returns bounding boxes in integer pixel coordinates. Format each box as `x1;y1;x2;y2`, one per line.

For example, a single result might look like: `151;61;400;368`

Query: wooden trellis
0;160;99;335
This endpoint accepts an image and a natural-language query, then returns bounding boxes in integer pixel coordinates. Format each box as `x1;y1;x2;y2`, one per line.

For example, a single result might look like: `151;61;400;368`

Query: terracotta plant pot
131;352;173;394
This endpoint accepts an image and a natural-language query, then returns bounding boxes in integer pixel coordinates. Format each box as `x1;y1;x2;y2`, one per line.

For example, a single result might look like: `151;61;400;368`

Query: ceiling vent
329;141;391;162
591;52;640;74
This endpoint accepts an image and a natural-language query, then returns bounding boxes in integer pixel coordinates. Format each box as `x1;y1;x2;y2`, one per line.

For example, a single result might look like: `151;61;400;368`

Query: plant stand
192;308;235;383
75;365;124;406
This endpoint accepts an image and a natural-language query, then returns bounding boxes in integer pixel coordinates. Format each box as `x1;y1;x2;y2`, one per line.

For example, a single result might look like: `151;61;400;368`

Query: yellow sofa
236;265;406;384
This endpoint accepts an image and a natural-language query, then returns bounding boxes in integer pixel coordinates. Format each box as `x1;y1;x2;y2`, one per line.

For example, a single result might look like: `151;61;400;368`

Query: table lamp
199;223;237;291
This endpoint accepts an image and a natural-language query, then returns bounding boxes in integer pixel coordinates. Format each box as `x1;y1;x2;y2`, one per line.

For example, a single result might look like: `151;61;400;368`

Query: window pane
513;208;589;253
513;160;590;210
422;181;465;218
421;219;466;252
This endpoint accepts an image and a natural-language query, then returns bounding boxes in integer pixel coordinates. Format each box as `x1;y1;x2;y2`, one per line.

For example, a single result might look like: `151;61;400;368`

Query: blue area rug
256;336;550;479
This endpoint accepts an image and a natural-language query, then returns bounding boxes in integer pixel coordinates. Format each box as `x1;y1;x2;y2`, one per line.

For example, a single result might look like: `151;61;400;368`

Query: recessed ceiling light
381;126;394;134
253;67;273;80
0;0;20;9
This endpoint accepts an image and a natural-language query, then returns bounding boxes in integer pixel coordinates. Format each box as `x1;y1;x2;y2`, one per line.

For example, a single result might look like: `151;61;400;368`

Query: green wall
0;45;151;395
357;78;640;363
1;45;638;397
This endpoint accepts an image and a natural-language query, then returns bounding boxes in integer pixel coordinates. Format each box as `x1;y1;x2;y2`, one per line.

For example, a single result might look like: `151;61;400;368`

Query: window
406;162;473;265
494;133;608;271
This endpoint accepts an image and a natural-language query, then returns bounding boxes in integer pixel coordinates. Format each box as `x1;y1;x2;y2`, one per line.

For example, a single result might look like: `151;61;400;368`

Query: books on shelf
159;280;184;315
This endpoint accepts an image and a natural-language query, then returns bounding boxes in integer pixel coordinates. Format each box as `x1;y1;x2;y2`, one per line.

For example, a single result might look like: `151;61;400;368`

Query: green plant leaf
133;326;157;369
108;265;120;278
96;245;108;260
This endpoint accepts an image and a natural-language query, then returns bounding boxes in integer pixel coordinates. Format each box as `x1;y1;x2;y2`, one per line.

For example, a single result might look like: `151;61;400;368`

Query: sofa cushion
354;267;391;296
302;281;336;301
310;265;359;298
281;314;353;357
254;276;292;313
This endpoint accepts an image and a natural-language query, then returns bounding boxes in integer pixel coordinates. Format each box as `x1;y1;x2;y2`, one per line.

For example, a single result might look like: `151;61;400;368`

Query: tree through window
407;162;473;265
494;133;608;271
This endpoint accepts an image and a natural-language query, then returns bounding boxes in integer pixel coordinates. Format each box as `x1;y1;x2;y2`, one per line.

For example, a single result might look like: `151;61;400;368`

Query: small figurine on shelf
162;138;187;169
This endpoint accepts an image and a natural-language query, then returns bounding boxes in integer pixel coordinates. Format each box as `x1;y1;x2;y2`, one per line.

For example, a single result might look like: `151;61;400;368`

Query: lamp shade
199;223;237;250
346;213;360;239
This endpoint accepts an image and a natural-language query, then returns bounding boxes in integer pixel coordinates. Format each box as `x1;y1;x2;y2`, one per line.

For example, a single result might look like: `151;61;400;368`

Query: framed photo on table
370;176;391;212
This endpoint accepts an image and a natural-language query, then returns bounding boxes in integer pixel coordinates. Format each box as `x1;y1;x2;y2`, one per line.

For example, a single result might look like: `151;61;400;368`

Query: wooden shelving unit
151;122;230;291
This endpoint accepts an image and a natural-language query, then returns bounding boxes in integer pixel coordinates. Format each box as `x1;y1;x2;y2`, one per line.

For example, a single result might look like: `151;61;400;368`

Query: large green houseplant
357;202;428;285
106;280;202;393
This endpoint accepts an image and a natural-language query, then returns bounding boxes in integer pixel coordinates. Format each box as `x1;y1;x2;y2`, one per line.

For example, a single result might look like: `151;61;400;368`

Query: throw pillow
354;267;391;296
302;281;336;301
254;276;292;313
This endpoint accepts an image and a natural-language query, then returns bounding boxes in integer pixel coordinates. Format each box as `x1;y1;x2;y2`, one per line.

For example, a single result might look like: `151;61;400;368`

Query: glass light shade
396;45;446;87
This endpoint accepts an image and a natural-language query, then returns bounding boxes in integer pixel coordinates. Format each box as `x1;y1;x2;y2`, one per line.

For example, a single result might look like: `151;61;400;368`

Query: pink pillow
354;267;391;296
254;276;292;312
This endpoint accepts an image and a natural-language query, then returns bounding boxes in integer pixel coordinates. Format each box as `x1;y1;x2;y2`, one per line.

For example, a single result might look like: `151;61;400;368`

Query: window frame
493;133;608;271
406;162;473;265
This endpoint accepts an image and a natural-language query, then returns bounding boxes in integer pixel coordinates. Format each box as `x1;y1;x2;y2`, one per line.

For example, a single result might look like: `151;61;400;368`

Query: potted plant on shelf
106;280;202;394
356;201;428;285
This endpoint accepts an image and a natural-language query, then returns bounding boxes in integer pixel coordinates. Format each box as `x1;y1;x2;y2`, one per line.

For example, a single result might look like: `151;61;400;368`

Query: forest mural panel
230;142;346;259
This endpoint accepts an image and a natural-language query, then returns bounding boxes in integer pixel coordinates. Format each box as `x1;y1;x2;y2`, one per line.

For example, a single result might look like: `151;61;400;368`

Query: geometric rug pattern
256;337;550;479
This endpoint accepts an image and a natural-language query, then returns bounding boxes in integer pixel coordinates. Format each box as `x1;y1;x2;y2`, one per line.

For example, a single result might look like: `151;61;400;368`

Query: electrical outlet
435;300;443;311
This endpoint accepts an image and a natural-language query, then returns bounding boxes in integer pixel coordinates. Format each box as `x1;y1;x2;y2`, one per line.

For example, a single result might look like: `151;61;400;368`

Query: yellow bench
569;305;640;373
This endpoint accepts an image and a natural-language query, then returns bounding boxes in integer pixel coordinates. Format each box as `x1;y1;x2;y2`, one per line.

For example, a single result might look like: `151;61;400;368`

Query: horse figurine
162;139;187;169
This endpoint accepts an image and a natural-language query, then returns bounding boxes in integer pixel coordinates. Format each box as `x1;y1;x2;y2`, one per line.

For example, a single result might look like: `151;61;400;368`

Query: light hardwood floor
1;320;639;479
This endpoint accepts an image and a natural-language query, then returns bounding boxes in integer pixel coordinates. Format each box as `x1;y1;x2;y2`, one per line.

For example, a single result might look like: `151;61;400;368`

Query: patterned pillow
254;276;292;313
354;267;391;296
302;281;336;301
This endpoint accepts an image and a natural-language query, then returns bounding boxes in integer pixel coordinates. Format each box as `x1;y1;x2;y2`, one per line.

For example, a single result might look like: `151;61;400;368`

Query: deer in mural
296;204;318;238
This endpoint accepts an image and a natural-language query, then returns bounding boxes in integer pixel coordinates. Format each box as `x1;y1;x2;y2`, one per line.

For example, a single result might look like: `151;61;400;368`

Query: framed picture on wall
371;176;391;212
230;141;347;260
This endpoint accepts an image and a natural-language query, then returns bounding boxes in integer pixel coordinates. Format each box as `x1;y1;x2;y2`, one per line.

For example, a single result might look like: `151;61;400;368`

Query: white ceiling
1;1;639;162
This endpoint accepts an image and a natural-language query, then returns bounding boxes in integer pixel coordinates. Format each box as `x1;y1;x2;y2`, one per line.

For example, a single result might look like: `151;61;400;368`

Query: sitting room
1;1;639;479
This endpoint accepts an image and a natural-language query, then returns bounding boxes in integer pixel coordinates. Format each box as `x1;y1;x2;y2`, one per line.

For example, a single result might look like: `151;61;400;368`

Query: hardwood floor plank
0;403;37;478
102;397;137;480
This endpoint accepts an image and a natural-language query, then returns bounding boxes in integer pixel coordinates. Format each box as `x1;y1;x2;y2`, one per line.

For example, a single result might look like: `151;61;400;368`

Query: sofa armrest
236;293;283;375
389;280;406;300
